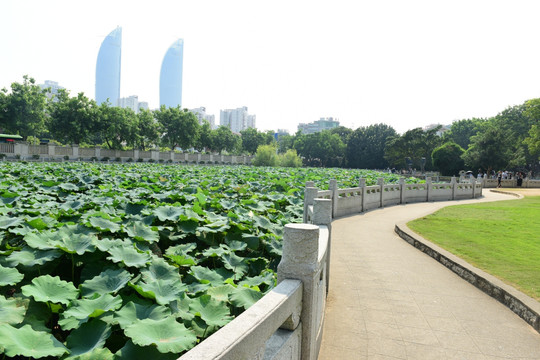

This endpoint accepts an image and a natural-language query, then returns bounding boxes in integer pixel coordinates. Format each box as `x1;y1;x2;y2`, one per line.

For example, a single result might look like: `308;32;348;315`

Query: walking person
497;171;502;188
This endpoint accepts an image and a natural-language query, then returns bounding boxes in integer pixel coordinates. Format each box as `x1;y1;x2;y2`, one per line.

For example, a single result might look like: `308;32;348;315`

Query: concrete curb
394;222;540;334
488;189;524;198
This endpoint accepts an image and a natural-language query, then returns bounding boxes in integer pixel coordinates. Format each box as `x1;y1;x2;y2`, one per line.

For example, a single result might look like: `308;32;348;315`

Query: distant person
517;172;523;187
497;171;502;188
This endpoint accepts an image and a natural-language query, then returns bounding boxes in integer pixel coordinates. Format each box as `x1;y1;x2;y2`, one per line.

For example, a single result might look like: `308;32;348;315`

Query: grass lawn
407;195;540;300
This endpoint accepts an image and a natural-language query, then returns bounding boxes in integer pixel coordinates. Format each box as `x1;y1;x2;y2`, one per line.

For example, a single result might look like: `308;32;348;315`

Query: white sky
2;0;540;134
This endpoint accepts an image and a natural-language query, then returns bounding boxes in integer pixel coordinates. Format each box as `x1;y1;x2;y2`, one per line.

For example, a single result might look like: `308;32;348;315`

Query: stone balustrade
0;143;253;165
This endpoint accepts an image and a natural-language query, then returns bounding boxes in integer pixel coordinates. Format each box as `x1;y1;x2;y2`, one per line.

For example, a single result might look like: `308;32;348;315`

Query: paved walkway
318;191;540;360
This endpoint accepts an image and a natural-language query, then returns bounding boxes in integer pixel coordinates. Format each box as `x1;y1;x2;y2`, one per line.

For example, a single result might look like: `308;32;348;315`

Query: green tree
329;126;353;144
0;75;48;138
155;106;200;150
443;118;487;150
346;123;396;169
96;103;138;149
294;130;345;167
240;128;265;154
252;144;279;166
277;134;295;154
211;126;240;153
384;127;443;171
462;124;512;172
431;142;465;176
48;90;97;145
135;109;160;150
195;120;213;152
523;124;540;160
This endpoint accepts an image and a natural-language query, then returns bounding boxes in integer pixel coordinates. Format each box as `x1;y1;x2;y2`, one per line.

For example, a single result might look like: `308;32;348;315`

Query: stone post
151;149;159;162
451;176;457;200
133;149;139;161
328;179;337;219
277;224;324;360
312;199;332;296
303;187;319;224
472;180;477;198
426;177;432;202
399;178;405;204
48;144;55;159
72;144;79;160
95;146;101;159
377;178;384;208
358;178;366;212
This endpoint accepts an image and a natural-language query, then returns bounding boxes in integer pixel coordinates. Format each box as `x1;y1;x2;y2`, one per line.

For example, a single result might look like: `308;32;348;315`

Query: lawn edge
394;221;540;334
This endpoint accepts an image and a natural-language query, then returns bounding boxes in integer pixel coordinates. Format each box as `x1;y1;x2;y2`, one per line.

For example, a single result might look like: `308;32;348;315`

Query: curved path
318;190;540;359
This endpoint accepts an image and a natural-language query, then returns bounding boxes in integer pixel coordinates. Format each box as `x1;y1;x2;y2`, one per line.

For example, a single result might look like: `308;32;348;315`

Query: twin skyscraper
95;26;184;109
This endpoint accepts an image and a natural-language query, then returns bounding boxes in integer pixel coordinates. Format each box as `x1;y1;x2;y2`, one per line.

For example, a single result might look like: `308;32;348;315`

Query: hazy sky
2;0;540;134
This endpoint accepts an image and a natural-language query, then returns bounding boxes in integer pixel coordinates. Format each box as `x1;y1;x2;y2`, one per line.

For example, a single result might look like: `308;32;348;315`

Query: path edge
394;221;540;334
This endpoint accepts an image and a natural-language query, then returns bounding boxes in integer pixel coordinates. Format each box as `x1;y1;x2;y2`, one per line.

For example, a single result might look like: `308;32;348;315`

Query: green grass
407;196;540;300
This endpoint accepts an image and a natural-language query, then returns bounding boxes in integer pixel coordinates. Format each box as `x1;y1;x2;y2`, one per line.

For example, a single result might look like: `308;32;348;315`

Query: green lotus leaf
59;182;79;191
253;214;272;229
197;221;230;234
189;294;233;327
169;293;194;322
58;316;88;331
24;232;58;250
115;301;171;329
221;253;249;278
0;216;23;229
238;271;275;288
80;268;132;298
134;279;187;306
181;208;203;222
125;222;159;243
165;243;197;256
65;347;115;360
205;284;236;303
154;206;183;221
106;245;152;268
0;295;27;325
94;237;127;252
230;286;263;310
55;230;97;255
167;254;197;267
0;264;24;286
202;245;230;258
63;294;122;319
65;320;111;359
265;237;283;257
88;217;121;233
60;200;84;211
115;340;180;360
26;217;54;230
124;317;197;354
190;266;233;286
219;199;237;210
140;257;180;283
21;275;79;305
0;324;69;358
225;239;248;252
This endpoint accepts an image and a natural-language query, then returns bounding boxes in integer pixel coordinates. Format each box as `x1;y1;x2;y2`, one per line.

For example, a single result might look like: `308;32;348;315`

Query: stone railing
0;143;253;165
305;177;482;219
480;177;540;188
179;199;332;360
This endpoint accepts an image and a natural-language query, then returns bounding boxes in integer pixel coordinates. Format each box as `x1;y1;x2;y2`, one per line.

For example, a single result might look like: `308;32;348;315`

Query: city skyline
95;26;122;106
160;39;184;108
3;1;540;134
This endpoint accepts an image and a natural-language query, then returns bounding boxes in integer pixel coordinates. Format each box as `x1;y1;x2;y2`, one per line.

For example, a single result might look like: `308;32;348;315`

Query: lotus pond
0;162;418;359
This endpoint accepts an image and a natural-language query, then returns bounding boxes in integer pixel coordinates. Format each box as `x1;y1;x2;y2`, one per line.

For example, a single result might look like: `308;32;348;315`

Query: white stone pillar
312;199;332;296
277;223;323;360
377;178;384;208
328;179;337;219
451;176;457;200
303;187;318;224
359;178;366;212
399;178;405;204
426;177;432;202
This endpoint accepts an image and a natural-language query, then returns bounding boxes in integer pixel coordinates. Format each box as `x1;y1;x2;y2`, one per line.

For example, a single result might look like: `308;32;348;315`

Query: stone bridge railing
0;143;253;165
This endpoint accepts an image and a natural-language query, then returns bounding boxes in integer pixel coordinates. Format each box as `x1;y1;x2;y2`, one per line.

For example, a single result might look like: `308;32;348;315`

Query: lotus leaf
189;294;233;327
133;279;187;305
154;206;183;221
0;295;27;325
0;264;24;286
221;253;250;278
0;216;23;229
115;340;178;360
114;301;171;329
125;221;159;243
230;286;264;310
21;275;79;305
65;320;111;359
89;217;121;233
80;268;132;298
63;294;122;319
190;266;233;285
124;316;197;353
106;245;152;268
0;324;69;358
140;257;180;283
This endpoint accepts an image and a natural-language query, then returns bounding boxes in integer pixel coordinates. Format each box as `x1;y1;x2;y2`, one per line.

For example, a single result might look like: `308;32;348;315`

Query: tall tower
160;39;184;108
95;27;122;105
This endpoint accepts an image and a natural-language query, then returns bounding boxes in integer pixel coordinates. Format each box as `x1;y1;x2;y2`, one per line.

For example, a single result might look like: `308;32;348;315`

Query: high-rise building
220;107;256;133
298;117;340;134
160;39;184;108
39;80;64;102
190;107;216;129
118;95;139;113
95;27;122;106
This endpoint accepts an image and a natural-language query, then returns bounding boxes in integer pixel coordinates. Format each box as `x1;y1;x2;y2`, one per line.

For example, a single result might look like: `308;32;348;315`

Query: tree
48;90;97;145
136;109;160;150
277;134;295;154
252;144;279;166
443;118;487;150
155;106;199;150
431;142;465;176
523;124;540;160
195;120;213;152
346;123;396;169
279;149;302;167
211;126;240;153
96;103;138;149
462;124;512;172
329;126;353;144
1;75;48;138
384;127;443;171
294;130;346;167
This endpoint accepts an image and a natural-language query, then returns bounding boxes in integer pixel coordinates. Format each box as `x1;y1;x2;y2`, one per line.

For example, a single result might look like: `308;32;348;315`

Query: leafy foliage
0;162;417;358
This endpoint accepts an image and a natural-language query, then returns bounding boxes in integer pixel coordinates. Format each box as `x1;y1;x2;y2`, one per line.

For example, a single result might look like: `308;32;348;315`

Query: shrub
252;145;279;166
279;149;302;167
64;155;70;160
101;156;110;162
32;154;40;160
137;158;144;162
90;156;98;162
115;157;122;162
0;153;6;159
127;158;133;162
